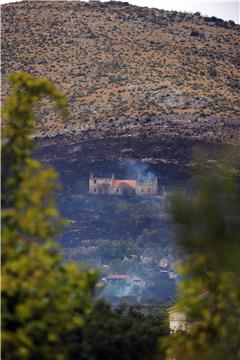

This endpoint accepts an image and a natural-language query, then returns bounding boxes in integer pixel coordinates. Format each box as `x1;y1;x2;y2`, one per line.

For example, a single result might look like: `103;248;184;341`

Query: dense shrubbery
69;301;168;360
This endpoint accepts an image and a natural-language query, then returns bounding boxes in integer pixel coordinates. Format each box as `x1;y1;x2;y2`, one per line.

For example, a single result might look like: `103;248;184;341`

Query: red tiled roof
107;274;130;279
112;180;137;188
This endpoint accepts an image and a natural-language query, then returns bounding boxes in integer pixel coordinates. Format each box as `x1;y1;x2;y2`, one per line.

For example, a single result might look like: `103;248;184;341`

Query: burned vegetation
34;133;212;305
60;180;178;305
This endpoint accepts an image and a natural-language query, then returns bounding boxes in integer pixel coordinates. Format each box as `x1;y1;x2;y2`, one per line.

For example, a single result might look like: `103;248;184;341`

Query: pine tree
2;72;98;359
164;155;240;360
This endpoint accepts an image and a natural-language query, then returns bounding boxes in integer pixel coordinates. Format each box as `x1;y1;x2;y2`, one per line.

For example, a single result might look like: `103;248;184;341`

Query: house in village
104;274;144;288
168;304;188;333
106;274;131;286
131;276;145;289
89;173;158;196
168;290;210;333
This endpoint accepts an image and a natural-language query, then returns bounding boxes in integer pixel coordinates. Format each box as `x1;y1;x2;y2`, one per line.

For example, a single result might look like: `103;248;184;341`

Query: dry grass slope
2;1;240;136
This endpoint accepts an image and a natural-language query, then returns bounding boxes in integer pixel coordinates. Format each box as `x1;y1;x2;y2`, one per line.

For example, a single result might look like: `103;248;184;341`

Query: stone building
89;174;158;196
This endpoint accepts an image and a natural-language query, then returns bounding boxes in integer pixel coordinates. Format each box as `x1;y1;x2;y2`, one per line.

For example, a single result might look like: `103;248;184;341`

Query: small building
106;274;130;286
169;292;210;334
89;174;158;196
168;271;178;280
131;276;145;288
159;257;169;269
168;305;187;333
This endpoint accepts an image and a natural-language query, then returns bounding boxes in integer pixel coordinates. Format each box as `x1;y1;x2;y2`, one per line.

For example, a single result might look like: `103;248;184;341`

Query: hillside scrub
2;1;239;136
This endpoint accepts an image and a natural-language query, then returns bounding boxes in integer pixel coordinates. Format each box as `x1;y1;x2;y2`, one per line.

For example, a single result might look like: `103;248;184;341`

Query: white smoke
120;160;156;183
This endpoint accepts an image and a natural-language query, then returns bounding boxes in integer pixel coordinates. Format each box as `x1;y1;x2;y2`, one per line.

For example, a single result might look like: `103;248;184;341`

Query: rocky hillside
2;1;240;138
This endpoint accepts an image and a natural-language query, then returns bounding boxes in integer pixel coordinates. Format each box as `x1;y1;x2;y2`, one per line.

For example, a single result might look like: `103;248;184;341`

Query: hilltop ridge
2;1;240;140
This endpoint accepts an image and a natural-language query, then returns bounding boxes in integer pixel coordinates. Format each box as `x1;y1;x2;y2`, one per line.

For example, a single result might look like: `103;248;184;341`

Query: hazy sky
0;0;239;23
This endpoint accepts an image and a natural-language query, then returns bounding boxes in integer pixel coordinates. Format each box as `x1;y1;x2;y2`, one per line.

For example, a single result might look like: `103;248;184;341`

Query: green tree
2;72;98;359
76;301;168;360
164;155;240;360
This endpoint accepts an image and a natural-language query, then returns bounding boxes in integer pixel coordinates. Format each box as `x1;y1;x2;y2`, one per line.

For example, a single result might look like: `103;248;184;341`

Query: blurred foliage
2;72;98;359
2;72;68;209
163;153;240;360
69;300;168;360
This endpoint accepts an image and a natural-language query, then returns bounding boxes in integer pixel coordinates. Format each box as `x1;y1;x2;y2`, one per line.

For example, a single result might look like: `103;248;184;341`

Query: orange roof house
112;180;137;188
107;274;130;280
106;274;131;285
89;174;158;196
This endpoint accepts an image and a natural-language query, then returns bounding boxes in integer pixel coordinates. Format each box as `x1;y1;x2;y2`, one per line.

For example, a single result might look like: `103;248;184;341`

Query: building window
93;189;96;192
116;189;119;192
94;180;96;184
